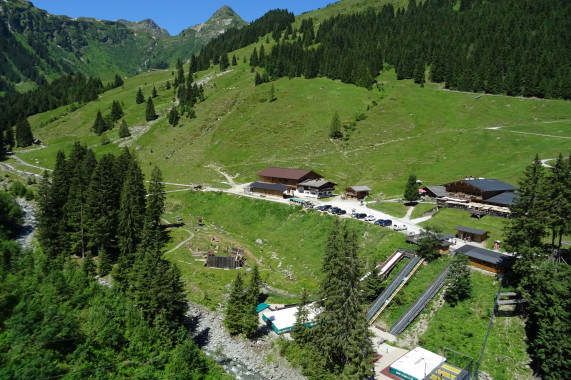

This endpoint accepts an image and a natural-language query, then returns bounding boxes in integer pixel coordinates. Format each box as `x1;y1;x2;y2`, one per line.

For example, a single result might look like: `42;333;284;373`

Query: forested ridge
199;0;570;99
0;0;245;92
0;146;229;378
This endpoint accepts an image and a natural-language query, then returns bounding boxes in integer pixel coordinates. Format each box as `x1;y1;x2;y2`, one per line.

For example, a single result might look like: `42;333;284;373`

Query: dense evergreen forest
0;73;122;152
504;154;571;379
192;9;295;73
0;147;229;378
198;0;570;99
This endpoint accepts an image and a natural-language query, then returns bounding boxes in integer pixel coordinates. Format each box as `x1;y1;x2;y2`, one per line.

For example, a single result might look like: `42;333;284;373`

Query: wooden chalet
257;167;322;187
296;179;337;198
454;226;488;243
455;245;515;275
345;185;372;200
443;178;517;202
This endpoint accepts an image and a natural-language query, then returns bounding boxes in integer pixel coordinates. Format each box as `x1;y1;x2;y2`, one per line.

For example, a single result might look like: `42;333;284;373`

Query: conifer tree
403;173;420;202
98;247;112;276
519;260;571;379
219;54;230;71
225;271;246;335
166;80;171;90
258;44;266;65
242;265;261;337
85;154;118;258
111;100;123;122
92;110;107;135
64;143;96;258
329;111;343;139
141;166;166;254
314;220;374;377
269;84;276;102
505;155;547;256
168;108;180;127
113;74;124;88
292;287;311;345
145;97;156;121
118;119;131;138
250;47;259;67
176;58;185;86
136;88;145;104
15;118;34;147
37;152;69;267
152;86;158;98
544;154;571;250
117;160;146;264
254;72;262;86
445;254;472;306
232;54;237;66
82;251;96;276
5;127;15;150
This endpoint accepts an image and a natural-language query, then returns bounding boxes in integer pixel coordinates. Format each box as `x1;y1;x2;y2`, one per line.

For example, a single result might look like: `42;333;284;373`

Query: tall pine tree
145;97;157;121
314;220;374;377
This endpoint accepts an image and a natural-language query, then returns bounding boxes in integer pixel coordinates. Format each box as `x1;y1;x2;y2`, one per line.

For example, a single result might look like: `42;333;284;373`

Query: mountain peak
211;5;236;19
118;18;170;37
187;5;246;37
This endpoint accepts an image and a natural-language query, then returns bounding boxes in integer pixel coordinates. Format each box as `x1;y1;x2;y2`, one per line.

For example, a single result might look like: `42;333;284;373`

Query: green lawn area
410;202;437;219
162;191;412;308
368;201;409;218
419;272;531;380
419;207;509;249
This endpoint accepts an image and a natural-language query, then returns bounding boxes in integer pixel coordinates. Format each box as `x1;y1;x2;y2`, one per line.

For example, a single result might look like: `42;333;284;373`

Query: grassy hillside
297;0;411;23
19;55;571;198
162;190;411;306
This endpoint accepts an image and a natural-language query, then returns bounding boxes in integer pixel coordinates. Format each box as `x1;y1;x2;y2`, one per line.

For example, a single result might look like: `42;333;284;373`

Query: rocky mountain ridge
0;0;246;91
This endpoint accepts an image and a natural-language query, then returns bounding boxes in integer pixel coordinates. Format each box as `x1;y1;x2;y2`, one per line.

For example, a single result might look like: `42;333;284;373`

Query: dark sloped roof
249;181;292;192
423;185;447;197
298;179;337;188
448;178;518;192
454;225;488;235
257;167;321;180
455;245;515;266
441;233;456;240
484;191;520;206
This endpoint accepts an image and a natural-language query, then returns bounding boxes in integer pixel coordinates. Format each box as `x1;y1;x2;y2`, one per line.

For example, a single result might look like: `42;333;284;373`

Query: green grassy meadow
419;207;509;249
13;58;570;199
161;190;412;307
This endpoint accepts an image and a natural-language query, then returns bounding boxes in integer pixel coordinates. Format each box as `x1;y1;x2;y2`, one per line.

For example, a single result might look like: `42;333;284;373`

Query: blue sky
32;0;335;35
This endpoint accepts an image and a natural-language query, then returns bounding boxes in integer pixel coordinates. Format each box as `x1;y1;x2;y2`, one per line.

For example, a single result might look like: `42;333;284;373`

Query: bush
9;182;27;198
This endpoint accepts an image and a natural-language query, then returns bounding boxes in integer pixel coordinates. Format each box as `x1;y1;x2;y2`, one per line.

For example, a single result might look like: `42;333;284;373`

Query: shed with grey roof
454;226;488;243
455;245;515;274
345;185;372;200
422;185;447;198
249;181;293;197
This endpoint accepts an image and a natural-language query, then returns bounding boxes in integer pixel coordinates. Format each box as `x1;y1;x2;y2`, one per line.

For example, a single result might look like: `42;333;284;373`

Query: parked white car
365;215;376;221
393;224;407;231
